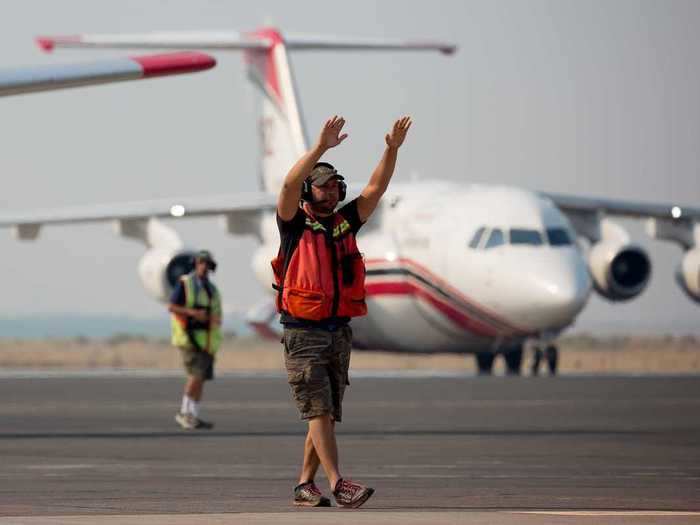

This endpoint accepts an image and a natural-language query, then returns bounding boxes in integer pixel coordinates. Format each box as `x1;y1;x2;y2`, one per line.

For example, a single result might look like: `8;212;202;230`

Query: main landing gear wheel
475;352;495;375
545;345;559;375
531;346;543;376
503;346;523;376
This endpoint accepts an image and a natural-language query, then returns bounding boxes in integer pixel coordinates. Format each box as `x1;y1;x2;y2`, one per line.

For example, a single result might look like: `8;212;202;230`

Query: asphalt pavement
0;373;698;524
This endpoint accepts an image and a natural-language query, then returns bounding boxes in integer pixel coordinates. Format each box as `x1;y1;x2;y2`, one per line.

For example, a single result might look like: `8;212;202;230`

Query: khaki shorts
283;326;352;422
179;347;214;381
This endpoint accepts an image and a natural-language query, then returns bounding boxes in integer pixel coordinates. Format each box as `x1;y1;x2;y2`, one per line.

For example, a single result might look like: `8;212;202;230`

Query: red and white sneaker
332;478;375;508
293;480;331;507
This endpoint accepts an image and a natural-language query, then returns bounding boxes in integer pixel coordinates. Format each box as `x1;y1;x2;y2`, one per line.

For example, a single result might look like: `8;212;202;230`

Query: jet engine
676;248;700;303
588;242;651;301
138;248;196;302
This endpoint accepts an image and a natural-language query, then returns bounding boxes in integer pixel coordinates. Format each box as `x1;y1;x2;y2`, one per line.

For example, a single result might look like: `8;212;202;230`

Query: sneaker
193;417;214;430
174;412;196;430
293;481;332;507
333;478;375;508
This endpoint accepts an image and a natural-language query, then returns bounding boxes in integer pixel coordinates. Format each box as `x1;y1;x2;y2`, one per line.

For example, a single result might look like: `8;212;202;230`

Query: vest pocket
284;288;328;321
339;252;367;317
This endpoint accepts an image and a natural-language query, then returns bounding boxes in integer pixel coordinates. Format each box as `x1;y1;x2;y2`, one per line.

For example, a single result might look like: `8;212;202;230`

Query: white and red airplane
1;28;698;375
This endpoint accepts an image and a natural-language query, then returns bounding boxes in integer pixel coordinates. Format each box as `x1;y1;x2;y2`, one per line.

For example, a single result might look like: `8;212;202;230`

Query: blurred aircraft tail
36;28;456;194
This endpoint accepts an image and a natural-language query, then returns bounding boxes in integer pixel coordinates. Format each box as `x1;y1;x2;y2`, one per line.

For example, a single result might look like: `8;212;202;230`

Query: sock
190;400;200;418
181;395;190;415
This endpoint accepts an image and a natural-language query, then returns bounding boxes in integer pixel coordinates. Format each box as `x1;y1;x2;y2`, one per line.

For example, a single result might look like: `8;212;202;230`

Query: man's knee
307;413;333;424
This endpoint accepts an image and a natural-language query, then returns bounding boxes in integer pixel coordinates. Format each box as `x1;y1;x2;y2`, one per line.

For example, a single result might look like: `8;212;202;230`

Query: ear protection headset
302;162;347;203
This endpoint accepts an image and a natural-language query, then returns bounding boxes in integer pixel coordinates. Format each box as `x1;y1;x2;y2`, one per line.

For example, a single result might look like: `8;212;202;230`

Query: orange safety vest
272;203;367;321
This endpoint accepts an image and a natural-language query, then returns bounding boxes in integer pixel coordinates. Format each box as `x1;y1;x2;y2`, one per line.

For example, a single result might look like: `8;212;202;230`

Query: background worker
168;250;222;430
274;115;412;507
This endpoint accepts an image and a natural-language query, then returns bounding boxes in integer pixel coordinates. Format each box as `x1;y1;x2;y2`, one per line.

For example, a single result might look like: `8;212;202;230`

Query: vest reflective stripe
171;274;222;354
272;205;367;321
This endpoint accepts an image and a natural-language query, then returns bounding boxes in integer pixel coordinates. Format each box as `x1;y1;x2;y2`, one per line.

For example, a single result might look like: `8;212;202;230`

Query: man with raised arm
272;115;412;508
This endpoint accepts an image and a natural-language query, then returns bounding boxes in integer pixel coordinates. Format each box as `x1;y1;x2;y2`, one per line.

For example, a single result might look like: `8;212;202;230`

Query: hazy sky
1;0;699;334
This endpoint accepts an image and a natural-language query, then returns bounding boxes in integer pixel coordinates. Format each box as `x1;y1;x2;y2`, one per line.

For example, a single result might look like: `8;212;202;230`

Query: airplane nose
498;253;591;331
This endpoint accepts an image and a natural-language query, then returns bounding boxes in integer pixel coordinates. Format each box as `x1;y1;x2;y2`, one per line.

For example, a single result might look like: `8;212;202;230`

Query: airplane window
510;229;543;245
546;228;573;246
484;228;504;249
468;226;486;249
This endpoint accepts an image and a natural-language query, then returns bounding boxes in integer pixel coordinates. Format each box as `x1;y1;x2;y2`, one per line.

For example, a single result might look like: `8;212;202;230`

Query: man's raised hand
318;115;348;150
385;116;412;149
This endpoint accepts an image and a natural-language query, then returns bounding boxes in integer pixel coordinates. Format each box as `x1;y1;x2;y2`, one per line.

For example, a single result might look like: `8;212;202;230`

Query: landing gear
545;344;558;375
475;352;495;375
531;344;558;376
503;346;523;375
475;346;523;375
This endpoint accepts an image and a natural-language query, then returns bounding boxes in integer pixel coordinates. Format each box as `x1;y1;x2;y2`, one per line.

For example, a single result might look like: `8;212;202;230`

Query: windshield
484;228;505;249
546;227;573;246
510;229;543;245
468;226;486;248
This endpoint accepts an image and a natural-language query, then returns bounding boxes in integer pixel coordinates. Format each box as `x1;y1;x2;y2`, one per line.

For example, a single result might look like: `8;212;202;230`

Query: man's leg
307;414;341;491
185;375;204;401
299;418;335;484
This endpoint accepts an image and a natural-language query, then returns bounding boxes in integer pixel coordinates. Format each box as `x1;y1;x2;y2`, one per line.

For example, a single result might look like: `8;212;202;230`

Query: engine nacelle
252;245;278;296
588;241;651;301
138;248;196;302
676;248;700;303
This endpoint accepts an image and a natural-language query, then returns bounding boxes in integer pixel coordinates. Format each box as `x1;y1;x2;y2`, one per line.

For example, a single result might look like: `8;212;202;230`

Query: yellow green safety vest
170;274;222;355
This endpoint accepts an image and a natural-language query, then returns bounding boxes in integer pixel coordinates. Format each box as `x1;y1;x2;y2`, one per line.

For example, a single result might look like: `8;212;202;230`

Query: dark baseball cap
194;250;217;270
309;163;344;187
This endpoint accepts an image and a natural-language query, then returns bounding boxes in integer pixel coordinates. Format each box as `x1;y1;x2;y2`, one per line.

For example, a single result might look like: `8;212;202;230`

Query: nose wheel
531;344;558;376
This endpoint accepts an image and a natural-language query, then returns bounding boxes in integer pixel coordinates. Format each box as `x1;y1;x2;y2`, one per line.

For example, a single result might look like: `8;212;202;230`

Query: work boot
174;412;197;430
333;478;375;508
293;481;331;507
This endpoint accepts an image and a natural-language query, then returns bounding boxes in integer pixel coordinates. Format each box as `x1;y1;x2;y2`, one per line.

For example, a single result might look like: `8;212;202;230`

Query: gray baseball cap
308;163;344;186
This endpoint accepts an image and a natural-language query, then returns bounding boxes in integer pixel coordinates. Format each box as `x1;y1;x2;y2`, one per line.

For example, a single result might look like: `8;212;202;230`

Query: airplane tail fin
37;29;455;194
245;29;308;195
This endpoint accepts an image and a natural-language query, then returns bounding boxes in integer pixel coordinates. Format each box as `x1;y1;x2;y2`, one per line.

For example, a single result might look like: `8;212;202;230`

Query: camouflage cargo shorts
283;325;352;422
179;347;215;381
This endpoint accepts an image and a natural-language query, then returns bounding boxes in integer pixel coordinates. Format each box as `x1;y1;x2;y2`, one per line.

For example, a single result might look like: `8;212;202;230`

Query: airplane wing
543;193;700;221
542;192;700;247
0;192;277;240
0;52;215;97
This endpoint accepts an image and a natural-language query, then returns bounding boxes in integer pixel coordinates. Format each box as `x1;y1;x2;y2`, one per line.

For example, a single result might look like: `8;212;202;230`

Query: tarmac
0;373;699;524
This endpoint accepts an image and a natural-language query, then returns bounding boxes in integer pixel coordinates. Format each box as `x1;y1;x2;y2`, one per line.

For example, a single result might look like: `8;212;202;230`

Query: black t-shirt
276;198;364;327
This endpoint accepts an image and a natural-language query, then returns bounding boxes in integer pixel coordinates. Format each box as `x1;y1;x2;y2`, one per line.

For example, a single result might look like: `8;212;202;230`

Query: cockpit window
468;226;486;249
484;228;505;249
509;229;543;245
546;227;573;246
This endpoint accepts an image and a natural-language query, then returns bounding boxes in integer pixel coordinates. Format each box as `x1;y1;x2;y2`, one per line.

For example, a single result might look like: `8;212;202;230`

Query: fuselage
255;181;592;353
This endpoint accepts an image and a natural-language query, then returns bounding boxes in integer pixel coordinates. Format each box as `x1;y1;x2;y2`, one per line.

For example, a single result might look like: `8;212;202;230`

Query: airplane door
391;200;465;340
447;226;508;314
392;199;446;276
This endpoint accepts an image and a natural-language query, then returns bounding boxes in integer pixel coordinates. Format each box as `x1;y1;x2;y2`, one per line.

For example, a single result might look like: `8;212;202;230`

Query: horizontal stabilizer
0;52;216;97
36;30;456;55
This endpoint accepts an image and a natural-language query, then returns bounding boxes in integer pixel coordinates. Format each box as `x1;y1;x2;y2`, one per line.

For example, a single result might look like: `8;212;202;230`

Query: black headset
302;162;347;203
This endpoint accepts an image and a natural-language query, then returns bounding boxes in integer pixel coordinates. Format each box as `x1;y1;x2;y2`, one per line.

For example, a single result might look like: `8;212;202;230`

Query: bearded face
309;179;341;215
